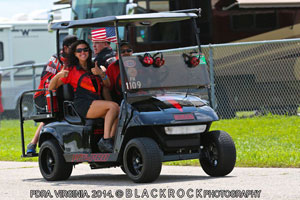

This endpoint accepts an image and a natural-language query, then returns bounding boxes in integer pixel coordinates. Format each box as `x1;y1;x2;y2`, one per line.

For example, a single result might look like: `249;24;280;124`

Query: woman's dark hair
67;40;93;72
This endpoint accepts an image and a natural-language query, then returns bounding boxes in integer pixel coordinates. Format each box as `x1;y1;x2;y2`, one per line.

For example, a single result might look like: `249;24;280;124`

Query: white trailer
0;20;67;117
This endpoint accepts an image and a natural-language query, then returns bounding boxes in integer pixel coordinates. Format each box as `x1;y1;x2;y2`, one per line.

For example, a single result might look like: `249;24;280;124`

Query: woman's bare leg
86;100;119;139
110;117;119;138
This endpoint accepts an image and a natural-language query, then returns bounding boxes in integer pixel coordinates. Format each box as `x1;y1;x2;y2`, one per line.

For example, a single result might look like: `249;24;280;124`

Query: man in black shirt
91;28;117;101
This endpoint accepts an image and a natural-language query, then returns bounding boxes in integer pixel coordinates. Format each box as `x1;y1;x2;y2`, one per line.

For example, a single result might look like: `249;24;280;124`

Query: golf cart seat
62;84;104;128
61;84;104;153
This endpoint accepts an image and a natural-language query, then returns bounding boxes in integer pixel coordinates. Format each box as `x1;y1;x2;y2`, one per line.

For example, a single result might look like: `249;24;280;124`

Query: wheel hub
205;143;218;167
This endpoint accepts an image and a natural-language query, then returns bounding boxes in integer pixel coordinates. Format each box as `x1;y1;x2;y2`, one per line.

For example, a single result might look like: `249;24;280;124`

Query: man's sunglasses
121;49;133;53
75;48;89;53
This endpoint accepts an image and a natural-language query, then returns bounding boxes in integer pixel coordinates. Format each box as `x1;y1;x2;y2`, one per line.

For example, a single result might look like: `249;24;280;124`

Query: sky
0;0;69;20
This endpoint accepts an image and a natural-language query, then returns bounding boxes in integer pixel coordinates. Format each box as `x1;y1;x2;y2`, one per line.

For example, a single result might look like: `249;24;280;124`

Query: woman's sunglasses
121;49;133;53
75;48;89;53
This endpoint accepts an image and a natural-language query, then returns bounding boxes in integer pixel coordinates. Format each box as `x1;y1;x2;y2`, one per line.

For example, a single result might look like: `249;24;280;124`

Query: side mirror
47;13;54;32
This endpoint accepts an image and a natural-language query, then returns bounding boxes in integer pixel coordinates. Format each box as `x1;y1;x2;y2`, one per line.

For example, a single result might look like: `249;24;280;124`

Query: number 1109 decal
126;81;142;89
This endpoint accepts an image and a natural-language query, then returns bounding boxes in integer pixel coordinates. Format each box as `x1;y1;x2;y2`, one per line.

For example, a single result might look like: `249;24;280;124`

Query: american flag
91;27;117;43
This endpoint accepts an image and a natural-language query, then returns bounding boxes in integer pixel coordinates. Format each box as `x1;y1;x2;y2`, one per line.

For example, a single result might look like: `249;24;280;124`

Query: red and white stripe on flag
91;27;117;43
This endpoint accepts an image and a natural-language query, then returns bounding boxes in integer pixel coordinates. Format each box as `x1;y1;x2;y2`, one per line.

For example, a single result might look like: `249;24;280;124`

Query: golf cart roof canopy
51;12;198;30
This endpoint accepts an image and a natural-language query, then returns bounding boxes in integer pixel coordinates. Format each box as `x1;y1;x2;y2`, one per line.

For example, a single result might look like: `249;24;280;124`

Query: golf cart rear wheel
123;137;162;183
199;130;236;176
39;139;73;181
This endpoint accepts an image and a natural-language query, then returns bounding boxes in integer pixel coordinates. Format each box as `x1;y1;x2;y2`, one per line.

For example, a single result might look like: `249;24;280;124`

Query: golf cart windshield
121;50;209;92
51;11;208;98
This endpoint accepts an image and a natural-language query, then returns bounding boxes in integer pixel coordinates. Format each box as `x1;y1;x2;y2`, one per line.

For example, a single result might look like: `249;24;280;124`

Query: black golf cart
20;9;236;183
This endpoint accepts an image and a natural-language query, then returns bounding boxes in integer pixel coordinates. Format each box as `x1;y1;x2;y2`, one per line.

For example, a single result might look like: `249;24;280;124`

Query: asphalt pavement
0;161;299;200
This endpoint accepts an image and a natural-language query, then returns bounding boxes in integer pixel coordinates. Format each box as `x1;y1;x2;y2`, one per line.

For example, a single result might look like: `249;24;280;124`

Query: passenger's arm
48;69;68;90
102;87;112;101
101;74;111;88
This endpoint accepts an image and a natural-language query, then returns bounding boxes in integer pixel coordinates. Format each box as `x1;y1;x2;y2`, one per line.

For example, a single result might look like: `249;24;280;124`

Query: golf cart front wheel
123;137;162;183
39;139;73;181
199;130;236;176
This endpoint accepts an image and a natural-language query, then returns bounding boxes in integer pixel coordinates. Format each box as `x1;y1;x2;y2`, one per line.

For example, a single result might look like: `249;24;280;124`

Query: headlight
164;124;207;135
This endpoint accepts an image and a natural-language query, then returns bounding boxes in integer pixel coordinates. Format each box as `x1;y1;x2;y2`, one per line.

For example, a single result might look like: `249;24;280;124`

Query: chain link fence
1;39;300;119
202;39;300;118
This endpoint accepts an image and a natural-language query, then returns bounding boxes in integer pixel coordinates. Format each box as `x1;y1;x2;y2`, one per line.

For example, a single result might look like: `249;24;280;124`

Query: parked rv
0;20;67;117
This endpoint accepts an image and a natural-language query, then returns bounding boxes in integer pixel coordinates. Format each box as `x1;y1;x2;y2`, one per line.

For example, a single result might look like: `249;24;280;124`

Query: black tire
39;139;73;181
120;166;126;174
123;137;162;183
199;130;236;176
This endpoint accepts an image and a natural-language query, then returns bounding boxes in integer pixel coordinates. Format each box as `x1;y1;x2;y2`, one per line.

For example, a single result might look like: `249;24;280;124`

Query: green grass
218;115;299;167
0;115;300;167
0;120;38;162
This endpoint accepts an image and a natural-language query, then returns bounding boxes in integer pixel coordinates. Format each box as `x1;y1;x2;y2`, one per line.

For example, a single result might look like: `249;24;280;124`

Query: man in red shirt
106;41;133;104
26;35;78;154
